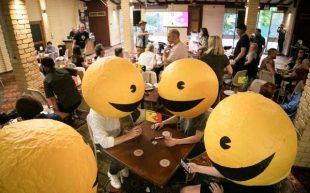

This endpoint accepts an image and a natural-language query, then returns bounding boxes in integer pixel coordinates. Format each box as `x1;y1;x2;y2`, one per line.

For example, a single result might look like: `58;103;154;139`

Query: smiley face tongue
210;153;276;181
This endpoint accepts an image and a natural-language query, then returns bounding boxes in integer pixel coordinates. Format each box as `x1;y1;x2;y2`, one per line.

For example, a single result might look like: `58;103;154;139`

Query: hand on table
128;126;142;139
151;122;164;130
164;137;178;147
209;183;224;193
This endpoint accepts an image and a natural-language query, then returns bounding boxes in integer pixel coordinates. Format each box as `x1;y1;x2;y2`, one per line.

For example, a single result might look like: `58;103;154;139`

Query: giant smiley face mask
204;92;297;186
0;119;97;193
158;58;218;118
82;56;144;118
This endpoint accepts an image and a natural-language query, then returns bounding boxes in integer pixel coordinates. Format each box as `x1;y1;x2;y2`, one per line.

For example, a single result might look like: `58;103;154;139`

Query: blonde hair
206;36;224;55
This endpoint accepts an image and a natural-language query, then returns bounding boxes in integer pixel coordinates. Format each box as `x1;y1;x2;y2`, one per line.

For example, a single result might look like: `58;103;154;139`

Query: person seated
41;57;82;119
292;58;310;83
287;49;306;70
181;163;275;193
45;41;59;59
259;82;276;99
0;110;18;125
138;43;156;71
115;47;124;58
71;45;85;68
15;95;62;121
94;43;105;61
87;108;142;189
152;109;212;158
281;91;302;119
260;48;277;76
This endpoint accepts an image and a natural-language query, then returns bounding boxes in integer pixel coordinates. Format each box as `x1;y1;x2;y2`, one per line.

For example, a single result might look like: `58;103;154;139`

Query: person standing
163;29;188;67
231;24;250;76
277;24;286;55
136;20;150;57
252;28;265;60
73;24;89;53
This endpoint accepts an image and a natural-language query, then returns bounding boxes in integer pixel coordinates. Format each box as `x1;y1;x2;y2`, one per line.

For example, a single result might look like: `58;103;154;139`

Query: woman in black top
71;45;85;68
200;36;233;87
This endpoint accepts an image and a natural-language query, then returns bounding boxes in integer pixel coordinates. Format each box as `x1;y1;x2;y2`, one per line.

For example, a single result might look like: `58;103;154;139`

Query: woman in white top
138;43;156;71
87;109;142;189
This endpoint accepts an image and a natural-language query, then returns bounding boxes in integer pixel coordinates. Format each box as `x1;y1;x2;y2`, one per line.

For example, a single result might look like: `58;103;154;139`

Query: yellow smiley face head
82;56;145;118
158;58;218;118
204;92;297;186
0;119;97;193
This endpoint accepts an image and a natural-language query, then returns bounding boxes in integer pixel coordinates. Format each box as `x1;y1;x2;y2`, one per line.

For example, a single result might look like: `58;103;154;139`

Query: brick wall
245;0;259;35
121;0;133;53
0;24;12;73
0;0;42;92
294;74;310;167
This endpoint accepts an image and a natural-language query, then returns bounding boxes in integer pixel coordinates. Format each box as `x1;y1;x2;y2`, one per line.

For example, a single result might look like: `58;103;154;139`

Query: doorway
257;9;284;51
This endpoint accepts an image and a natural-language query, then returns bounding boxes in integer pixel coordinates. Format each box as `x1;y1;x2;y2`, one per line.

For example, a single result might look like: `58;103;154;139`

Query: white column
121;0;133;53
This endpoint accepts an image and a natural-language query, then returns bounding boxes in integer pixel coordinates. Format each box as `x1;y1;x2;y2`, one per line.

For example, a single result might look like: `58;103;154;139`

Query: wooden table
102;121;195;188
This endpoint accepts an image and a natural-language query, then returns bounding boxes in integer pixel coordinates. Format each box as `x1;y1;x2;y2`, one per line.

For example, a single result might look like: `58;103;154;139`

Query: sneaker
120;168;129;178
107;171;121;189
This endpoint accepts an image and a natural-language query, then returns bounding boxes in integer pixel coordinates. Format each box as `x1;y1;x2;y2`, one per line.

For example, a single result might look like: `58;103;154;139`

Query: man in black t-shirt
232;24;250;76
41;57;82;118
252;28;265;60
73;24;89;51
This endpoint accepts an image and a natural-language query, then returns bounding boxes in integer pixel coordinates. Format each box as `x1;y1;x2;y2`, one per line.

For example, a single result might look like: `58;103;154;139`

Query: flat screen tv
163;12;188;27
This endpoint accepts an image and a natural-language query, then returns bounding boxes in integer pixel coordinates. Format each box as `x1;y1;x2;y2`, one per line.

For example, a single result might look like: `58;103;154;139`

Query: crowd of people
0;19;308;193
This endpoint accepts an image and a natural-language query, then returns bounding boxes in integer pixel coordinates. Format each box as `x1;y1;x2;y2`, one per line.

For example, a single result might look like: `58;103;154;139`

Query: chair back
142;71;157;84
258;70;275;84
26;88;49;107
232;70;248;87
248;79;267;93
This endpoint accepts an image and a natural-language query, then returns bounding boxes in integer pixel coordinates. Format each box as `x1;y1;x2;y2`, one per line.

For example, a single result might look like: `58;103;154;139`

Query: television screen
163;12;188;27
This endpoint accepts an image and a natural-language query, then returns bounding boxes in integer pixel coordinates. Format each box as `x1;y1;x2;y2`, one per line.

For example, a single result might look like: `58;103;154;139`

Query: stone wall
0;0;42;92
294;73;310;167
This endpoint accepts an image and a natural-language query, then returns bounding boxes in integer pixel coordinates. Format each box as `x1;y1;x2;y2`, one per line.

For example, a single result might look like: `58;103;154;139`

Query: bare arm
152;115;178;129
225;64;233;75
114;126;142;146
266;62;276;75
72;40;76;50
171;130;203;145
188;163;224;178
47;97;59;112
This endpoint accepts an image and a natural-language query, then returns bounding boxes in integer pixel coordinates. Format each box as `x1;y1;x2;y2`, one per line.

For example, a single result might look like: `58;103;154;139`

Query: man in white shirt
163;29;188;67
138;43;156;71
87;109;142;189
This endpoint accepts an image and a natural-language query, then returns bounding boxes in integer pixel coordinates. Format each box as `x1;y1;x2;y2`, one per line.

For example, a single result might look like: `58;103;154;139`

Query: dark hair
73;45;82;56
16;95;43;120
256;28;261;33
236;23;247;31
47;41;52;45
95;44;104;57
268;48;277;55
41;57;55;68
115;47;123;57
259;82;276;99
201;28;209;37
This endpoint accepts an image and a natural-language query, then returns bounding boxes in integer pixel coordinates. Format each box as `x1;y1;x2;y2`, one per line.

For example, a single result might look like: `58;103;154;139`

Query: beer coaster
133;149;143;157
162;131;171;138
160;159;170;167
152;140;158;145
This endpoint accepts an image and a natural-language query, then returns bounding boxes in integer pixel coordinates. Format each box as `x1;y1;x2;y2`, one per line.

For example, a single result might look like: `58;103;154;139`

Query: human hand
209;183;224;193
128;126;142;139
187;162;200;173
164;137;178;147
151;122;164;130
230;60;236;65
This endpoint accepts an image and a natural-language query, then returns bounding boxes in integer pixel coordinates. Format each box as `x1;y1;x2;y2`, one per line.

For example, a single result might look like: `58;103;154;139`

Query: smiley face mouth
109;100;142;112
160;97;204;112
210;153;275;181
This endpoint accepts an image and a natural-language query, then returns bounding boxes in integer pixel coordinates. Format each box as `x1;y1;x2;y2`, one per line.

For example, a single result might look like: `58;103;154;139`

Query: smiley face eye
130;85;136;93
177;81;185;90
220;136;231;150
